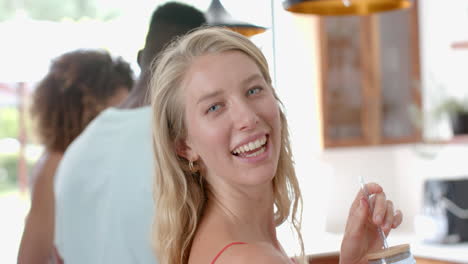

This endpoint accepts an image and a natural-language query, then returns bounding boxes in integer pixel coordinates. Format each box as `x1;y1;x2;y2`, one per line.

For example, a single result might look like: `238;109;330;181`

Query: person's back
54;107;154;263
53;2;206;263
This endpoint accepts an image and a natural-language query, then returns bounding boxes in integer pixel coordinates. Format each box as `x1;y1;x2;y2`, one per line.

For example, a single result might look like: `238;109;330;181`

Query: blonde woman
151;27;403;264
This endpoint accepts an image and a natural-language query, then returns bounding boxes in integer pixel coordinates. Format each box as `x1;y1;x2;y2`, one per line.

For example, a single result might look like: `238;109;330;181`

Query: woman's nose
232;100;259;131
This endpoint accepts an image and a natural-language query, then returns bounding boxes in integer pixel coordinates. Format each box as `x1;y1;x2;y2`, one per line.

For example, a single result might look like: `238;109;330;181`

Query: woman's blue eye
247;87;262;96
208;104;221;113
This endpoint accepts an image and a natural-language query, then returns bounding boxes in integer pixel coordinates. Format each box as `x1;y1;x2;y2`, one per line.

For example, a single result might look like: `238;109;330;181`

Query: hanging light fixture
205;0;266;37
283;0;411;16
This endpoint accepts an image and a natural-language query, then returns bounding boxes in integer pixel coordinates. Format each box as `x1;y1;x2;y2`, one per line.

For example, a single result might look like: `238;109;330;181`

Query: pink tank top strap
211;242;247;264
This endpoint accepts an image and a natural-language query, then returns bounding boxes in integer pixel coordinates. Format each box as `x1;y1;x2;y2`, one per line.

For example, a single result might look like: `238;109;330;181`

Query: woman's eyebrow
196;74;263;105
241;74;263;85
196;90;223;105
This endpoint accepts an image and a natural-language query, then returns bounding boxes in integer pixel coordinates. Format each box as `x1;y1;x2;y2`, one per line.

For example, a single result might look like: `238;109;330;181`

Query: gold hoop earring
189;160;194;172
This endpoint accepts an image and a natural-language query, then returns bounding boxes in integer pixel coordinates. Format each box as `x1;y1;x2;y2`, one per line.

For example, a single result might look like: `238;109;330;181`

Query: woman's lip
231;133;268;153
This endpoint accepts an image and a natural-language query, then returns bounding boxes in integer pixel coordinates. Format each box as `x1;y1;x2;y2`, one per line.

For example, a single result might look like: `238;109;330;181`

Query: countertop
299;232;468;263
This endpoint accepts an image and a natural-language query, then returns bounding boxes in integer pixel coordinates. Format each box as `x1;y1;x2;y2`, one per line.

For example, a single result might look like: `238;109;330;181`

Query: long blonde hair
150;27;304;264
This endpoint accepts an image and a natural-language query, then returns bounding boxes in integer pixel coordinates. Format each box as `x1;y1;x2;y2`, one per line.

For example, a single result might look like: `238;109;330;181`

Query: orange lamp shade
283;0;411;16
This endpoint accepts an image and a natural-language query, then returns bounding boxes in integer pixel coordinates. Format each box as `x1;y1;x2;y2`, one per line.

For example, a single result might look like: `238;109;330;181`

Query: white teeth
245;147;265;158
232;136;267;155
248;142;255;150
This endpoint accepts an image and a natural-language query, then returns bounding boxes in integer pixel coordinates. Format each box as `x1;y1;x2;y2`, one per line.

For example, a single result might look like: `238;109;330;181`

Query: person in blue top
52;3;206;264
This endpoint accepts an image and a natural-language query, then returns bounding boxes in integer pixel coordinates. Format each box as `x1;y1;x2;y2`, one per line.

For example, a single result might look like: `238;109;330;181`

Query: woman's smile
231;134;270;163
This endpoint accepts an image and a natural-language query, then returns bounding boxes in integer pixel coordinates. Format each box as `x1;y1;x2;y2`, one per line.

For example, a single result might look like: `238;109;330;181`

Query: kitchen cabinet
314;1;422;148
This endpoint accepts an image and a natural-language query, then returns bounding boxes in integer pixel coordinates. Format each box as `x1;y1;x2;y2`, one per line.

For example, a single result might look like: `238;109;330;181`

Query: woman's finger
363;183;383;197
344;197;371;239
350;183;383;212
372;192;387;226
382;200;394;232
392;209;403;228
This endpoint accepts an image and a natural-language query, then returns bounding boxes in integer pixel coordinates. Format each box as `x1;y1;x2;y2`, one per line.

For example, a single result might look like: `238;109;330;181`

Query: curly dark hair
30;49;134;152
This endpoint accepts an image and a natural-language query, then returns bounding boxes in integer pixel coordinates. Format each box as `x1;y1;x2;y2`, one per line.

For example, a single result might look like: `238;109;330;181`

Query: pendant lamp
205;0;266;37
283;0;411;16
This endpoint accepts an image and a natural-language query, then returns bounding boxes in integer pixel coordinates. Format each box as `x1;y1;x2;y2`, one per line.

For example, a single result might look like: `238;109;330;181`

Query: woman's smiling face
180;50;281;188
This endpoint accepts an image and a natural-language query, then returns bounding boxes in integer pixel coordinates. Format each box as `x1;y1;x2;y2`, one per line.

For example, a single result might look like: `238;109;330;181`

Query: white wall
420;0;468;139
321;143;468;234
271;6;328;254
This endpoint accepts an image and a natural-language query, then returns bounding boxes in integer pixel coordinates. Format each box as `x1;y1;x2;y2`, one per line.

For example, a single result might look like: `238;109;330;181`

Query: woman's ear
175;139;198;161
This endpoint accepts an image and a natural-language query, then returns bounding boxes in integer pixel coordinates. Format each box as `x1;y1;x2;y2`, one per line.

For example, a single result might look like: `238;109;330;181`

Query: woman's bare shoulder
214;242;291;264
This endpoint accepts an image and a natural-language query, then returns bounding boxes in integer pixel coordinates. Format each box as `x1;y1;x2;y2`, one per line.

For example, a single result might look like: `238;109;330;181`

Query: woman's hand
339;183;403;264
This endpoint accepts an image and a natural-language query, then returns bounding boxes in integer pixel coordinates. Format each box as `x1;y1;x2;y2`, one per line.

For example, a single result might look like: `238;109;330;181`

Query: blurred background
2;0;468;263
